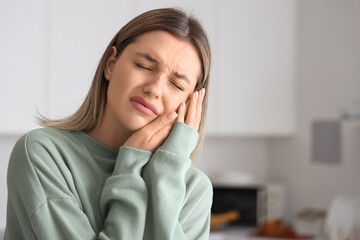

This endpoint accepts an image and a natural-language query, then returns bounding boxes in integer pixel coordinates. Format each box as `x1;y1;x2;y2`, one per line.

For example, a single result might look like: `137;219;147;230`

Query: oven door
212;186;265;226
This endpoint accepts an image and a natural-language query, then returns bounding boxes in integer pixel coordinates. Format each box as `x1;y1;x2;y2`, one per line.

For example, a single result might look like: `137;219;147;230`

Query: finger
176;102;186;123
148;121;174;146
185;91;198;127
143;111;178;137
194;88;205;130
184;98;190;119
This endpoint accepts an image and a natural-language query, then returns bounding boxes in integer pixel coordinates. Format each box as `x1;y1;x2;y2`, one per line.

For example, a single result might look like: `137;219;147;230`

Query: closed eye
170;80;184;91
135;63;152;71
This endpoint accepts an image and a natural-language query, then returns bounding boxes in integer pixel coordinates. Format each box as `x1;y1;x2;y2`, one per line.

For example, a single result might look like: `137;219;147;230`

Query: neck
86;110;132;151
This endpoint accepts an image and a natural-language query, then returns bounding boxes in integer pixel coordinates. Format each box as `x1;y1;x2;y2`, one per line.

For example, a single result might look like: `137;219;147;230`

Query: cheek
163;95;189;113
109;69;137;94
107;74;134;108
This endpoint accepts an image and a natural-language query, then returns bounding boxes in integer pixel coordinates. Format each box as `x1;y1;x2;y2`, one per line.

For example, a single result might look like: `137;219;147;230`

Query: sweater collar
70;131;119;159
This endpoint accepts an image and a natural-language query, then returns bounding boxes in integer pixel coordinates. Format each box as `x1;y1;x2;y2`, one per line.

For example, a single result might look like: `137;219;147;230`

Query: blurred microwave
211;184;285;226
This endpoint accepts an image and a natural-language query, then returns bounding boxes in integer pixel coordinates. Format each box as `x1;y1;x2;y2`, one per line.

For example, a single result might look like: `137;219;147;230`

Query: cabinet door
0;0;48;134
214;0;296;136
48;0;137;118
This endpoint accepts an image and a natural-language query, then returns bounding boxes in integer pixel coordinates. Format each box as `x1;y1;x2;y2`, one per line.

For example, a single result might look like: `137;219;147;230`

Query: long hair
37;7;211;161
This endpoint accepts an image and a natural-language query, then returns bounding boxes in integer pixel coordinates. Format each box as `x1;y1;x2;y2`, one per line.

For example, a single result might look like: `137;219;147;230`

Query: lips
130;96;159;116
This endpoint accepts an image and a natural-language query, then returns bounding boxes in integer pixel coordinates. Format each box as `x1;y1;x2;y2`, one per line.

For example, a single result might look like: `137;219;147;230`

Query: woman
4;7;212;240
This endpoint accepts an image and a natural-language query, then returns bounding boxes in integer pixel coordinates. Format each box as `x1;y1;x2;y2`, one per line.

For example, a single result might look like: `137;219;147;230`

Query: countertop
210;226;321;240
210;226;255;240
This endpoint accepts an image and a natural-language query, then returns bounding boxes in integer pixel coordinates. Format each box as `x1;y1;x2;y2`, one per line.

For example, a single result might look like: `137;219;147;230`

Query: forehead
125;30;202;86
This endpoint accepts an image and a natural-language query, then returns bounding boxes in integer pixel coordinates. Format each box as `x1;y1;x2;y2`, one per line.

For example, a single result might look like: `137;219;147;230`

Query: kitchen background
1;0;359;238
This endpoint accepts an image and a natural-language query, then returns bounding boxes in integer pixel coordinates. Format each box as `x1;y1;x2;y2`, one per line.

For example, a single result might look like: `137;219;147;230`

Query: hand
123;112;178;152
177;88;205;131
123;88;205;152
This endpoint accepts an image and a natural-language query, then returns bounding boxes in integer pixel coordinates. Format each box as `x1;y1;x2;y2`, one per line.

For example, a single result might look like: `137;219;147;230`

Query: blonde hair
37;8;211;160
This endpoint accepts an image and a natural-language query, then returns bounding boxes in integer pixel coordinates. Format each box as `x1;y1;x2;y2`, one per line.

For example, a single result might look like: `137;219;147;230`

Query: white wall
197;137;268;185
267;0;360;223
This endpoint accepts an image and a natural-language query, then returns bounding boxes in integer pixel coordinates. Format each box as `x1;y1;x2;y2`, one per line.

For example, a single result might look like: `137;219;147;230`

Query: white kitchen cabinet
48;0;138;118
0;0;48;134
207;0;296;136
1;0;295;136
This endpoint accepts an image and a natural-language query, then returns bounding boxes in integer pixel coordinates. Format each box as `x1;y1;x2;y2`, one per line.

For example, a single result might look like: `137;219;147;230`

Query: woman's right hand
123;89;204;152
123;111;178;152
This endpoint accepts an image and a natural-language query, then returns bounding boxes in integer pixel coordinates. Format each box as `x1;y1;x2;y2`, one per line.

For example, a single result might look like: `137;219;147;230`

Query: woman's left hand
177;88;205;131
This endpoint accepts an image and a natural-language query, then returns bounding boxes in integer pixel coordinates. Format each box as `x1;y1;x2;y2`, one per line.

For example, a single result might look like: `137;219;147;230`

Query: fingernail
182;102;186;110
201;88;205;98
195;91;198;101
167;112;178;121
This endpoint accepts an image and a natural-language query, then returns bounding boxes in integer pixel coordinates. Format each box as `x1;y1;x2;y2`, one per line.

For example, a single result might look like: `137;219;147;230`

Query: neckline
70;130;119;159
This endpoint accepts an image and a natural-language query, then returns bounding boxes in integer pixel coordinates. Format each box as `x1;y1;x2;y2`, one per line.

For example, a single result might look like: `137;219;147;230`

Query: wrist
159;121;198;157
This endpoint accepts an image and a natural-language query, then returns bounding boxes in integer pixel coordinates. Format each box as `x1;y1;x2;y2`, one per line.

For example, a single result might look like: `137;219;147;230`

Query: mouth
130;96;159;117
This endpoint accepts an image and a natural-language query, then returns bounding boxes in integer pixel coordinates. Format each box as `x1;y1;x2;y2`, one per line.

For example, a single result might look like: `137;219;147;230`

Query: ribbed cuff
159;121;199;157
113;146;152;175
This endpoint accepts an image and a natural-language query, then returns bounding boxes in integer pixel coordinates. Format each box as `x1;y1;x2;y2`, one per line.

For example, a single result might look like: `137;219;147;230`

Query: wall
267;0;360;223
197;137;268;185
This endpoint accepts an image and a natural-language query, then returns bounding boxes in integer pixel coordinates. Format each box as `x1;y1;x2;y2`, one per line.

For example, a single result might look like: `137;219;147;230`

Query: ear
104;46;118;81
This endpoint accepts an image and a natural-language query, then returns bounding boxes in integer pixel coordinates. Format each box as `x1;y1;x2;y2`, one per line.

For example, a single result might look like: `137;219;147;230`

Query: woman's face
104;30;202;132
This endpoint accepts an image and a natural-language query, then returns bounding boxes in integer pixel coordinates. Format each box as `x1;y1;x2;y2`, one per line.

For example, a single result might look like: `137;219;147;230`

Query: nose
142;74;165;99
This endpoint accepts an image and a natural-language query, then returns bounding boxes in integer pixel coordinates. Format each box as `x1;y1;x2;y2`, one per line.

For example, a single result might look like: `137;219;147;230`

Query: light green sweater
4;122;213;240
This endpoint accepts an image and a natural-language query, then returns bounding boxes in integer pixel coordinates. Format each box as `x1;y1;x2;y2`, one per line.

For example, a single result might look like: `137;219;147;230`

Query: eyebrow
174;72;190;85
136;52;191;85
136;53;158;63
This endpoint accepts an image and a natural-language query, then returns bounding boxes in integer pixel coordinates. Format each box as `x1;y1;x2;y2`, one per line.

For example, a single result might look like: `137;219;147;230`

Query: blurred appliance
211;183;285;226
325;195;360;240
294;207;326;237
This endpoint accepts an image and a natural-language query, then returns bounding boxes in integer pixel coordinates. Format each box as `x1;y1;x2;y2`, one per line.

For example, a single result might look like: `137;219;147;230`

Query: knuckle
160;116;169;126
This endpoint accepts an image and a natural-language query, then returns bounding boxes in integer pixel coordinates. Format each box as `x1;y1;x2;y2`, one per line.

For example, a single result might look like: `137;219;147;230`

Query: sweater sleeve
142;122;213;240
99;146;151;239
5;131;152;240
